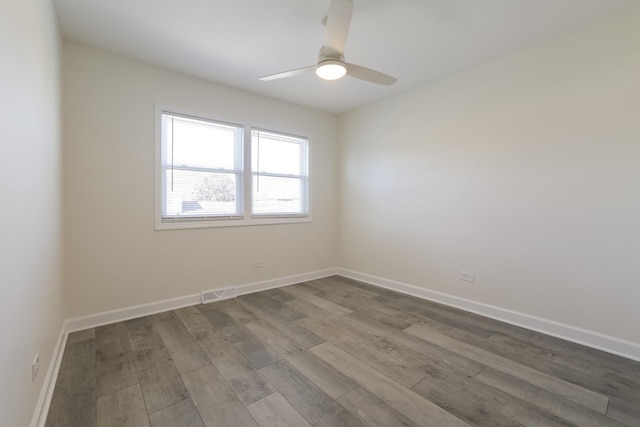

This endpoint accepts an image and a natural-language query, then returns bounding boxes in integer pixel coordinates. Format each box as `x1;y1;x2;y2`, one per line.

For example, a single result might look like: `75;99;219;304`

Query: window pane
164;114;240;170
164;170;239;217
252;175;303;214
252;130;302;175
161;113;242;220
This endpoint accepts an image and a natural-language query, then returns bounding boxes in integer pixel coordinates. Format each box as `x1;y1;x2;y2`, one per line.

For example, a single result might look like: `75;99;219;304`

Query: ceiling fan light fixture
316;59;347;80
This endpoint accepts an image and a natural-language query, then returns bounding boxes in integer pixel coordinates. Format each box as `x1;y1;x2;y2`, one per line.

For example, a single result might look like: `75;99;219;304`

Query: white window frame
155;105;311;230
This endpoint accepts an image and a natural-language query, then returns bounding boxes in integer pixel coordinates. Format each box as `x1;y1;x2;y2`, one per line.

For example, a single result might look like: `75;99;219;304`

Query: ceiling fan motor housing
317;46;345;64
316;46;347;80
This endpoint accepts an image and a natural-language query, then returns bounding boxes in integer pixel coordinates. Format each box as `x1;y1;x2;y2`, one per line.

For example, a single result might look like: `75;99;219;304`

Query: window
156;108;310;229
252;130;308;216
160;113;243;220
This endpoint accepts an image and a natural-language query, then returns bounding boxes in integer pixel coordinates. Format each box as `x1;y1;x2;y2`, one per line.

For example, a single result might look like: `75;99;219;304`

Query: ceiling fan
259;0;397;86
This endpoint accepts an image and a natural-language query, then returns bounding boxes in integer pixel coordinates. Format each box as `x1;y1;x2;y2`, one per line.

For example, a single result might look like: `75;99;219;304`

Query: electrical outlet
253;260;264;269
460;271;475;283
32;353;39;383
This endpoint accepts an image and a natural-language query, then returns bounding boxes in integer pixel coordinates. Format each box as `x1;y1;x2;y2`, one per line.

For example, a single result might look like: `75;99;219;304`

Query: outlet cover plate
460;272;476;283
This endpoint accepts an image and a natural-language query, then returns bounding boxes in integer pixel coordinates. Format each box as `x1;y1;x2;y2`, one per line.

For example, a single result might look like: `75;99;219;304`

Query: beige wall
339;7;640;343
62;42;339;318
0;0;64;425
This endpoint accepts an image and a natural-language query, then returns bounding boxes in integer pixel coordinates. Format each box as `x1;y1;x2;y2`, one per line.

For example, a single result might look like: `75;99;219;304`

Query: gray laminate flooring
45;276;640;426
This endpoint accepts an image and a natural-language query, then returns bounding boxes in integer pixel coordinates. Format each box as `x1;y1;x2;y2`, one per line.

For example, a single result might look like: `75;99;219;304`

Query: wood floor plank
95;322;138;397
335;314;486;379
356;296;454;335
196;305;247;342
297;310;417;373
148;398;204;427
285;350;357;399
310;342;470;427
523;331;640;400
298;279;374;300
377;335;486;380
317;292;382;315
245;320;304;357
412;372;565;427
197;306;281;369
67;328;95;344
405;323;609;414
213;299;261;325
356;299;429;330
380;294;535;341
352;303;420;330
283;285;353;317
313;409;367;427
97;384;150;427
154;311;211;374
341;311;423;344
259;359;344;425
284;296;346;320
476;368;628;427
296;282;386;315
331;276;404;300
237;297;325;349
175;306;275;406
309;276;381;299
375;295;495;338
126;318;190;414
246;392;312;427
296;314;383;347
499;331;640;383
182;365;257;427
261;287;297;302
296;312;429;389
529;332;640;377
607;396;640;426
452;327;640;405
177;306;274;400
337;386;419;427
45;338;97;427
498;402;577;427
333;337;427;388
240;292;307;322
232;332;283;370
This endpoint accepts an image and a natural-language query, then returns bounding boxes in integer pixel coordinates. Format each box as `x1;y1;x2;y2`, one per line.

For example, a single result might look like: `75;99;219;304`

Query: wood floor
45;276;640;427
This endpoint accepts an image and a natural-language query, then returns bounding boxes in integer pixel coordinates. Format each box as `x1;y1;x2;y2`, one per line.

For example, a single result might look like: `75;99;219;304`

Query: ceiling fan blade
258;65;315;81
326;0;353;54
346;63;397;86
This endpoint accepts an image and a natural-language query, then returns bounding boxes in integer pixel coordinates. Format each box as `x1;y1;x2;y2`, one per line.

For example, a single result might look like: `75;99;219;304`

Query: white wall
339;7;640;344
0;0;64;425
63;42;339;318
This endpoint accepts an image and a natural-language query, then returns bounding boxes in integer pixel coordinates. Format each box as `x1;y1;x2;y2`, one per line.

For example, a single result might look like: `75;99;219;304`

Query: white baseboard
236;268;339;296
338;268;640;362
65;293;203;333
30;324;68;427
65;267;338;332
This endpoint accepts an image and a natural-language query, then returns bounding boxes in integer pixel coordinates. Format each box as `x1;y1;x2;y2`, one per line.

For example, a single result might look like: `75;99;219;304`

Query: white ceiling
53;0;637;114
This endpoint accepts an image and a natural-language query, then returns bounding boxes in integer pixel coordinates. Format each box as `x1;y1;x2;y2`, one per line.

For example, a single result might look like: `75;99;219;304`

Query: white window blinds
161;113;243;220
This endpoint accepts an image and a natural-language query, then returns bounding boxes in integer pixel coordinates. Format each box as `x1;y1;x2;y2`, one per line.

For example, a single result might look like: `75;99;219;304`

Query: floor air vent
201;287;237;304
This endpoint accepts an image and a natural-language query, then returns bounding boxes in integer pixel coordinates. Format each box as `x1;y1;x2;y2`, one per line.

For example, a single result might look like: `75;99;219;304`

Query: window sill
155;215;310;230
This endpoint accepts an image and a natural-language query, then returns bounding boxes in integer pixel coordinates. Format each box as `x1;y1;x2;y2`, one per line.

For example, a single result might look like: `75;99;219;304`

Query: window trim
154;105;311;230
